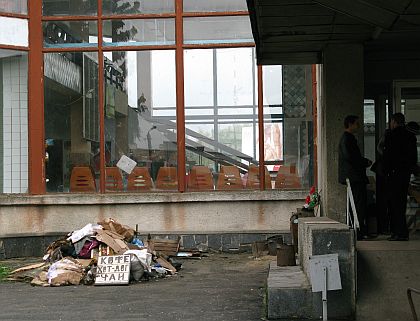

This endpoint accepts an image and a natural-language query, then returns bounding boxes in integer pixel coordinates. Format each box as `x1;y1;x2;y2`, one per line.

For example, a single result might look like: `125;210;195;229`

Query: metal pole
322;266;328;321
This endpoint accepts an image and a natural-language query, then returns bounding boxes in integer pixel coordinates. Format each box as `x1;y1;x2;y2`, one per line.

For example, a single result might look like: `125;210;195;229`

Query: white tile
12;76;20;85
3;171;12;180
21;179;28;189
21;172;28;180
12;109;20;117
11;187;21;193
21;139;28;148
20;109;28;117
11;172;20;180
12;124;20;132
20;163;28;172
3;187;12;193
4;156;12;165
3;124;12;133
11;100;20;109
12;133;20;141
3;109;12;117
11;86;20;94
4;148;11;157
12;163;20;172
21;118;28;125
20;148;28;156
4;164;12;172
3;180;11;189
20;93;28;101
19;85;28;93
21;155;28;163
3;132;12;141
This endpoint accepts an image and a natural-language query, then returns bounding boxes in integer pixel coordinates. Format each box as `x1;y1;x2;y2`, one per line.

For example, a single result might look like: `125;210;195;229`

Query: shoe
358;234;375;241
387;235;409;241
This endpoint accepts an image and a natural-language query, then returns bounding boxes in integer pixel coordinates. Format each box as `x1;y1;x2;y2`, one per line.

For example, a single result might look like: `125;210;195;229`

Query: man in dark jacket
338;115;372;238
383;113;417;241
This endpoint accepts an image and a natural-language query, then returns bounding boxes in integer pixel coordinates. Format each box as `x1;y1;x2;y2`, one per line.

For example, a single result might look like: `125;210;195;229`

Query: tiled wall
1;55;28;193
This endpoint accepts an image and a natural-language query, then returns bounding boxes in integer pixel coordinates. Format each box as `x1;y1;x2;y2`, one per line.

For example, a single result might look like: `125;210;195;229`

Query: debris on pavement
5;218;206;287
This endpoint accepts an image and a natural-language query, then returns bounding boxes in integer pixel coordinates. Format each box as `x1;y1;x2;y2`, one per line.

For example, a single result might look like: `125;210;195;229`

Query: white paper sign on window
116;155;137;174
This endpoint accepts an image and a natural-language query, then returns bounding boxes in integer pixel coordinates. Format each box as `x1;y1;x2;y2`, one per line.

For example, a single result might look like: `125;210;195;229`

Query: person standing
383;113;417;241
338;115;372;238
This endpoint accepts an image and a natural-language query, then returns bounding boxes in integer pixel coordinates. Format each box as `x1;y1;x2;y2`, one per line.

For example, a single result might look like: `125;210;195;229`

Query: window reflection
0;0;27;14
0;17;28;47
104;50;177;192
184;48;260;191
44;52;99;193
103;0;174;15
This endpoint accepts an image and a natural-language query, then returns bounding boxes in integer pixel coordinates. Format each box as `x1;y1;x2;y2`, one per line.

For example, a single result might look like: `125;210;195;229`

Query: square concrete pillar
320;44;364;223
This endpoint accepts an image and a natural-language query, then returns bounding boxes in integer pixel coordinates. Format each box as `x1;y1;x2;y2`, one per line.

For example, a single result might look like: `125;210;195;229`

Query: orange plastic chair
105;167;123;192
70;166;96;192
127;167;153;191
156;167;178;190
275;165;302;189
188;166;214;191
216;165;243;190
246;165;272;189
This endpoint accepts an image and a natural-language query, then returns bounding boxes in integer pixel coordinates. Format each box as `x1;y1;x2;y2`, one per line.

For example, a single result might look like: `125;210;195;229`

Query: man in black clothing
383;113;417;241
338;115;372;238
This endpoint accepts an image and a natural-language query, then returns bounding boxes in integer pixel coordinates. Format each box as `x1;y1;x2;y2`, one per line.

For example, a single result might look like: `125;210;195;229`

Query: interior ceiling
247;0;420;64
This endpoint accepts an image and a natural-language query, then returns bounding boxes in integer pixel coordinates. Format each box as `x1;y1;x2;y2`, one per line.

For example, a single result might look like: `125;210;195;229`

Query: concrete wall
298;217;356;319
0;190;306;237
320;44;364;223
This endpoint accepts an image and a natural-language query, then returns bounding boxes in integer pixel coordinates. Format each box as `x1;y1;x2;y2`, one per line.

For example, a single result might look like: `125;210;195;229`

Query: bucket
276;244;296;266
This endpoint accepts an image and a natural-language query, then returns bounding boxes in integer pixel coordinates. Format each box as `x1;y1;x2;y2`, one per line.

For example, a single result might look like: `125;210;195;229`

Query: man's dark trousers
388;170;410;238
351;181;368;236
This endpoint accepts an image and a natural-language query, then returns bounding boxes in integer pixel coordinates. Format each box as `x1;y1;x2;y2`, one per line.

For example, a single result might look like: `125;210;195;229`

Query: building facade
0;0;315;255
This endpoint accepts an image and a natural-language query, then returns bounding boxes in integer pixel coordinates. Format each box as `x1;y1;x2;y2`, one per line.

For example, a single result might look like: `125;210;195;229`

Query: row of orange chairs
69;165;302;192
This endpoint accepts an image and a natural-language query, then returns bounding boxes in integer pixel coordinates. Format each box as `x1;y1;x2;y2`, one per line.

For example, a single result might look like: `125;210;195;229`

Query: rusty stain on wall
257;202;265;226
163;204;173;230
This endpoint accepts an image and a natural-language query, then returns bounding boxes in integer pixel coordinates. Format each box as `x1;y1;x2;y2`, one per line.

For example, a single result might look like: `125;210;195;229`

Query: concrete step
267;262;319;319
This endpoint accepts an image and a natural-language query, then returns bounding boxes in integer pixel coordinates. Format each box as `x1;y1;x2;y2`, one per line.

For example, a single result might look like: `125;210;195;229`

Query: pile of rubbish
8;218;188;287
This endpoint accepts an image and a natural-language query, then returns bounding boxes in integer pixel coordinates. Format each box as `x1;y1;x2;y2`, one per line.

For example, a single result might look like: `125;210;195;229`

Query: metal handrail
408;287;420;321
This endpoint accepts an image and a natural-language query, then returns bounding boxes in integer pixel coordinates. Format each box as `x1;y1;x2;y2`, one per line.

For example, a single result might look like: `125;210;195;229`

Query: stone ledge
267;262;318;319
0;190;307;206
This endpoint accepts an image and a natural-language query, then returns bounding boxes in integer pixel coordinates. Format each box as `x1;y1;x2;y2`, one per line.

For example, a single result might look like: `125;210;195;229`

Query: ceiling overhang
247;0;420;65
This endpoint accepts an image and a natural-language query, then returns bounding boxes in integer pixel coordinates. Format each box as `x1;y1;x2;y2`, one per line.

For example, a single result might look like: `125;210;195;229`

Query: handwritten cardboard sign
95;254;130;285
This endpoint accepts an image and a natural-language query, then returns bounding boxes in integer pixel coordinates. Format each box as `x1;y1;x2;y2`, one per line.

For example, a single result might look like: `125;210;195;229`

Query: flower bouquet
303;186;320;211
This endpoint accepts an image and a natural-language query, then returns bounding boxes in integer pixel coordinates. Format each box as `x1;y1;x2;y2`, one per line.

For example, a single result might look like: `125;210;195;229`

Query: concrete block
240;233;265;244
208;234;222;250
222;234;240;248
194;234;207;245
267;262;317;319
181;235;195;249
297;217;355;320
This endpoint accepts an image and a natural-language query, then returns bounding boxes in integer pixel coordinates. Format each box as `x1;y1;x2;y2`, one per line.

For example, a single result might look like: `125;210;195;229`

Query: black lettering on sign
118;273;125;281
109;274;116;281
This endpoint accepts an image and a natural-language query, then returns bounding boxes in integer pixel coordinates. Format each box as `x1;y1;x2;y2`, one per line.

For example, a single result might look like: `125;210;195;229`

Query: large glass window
184;48;261;191
42;0;97;16
103;0;174;15
104;50;177;192
43;21;98;48
33;0;314;195
183;16;253;45
183;0;248;12
0;0;27;15
44;52;99;193
0;49;28;193
0;17;28;47
102;19;175;47
265;65;313;190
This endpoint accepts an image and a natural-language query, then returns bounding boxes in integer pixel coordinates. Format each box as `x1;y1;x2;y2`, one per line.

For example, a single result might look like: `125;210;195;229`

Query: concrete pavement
0;253;268;321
